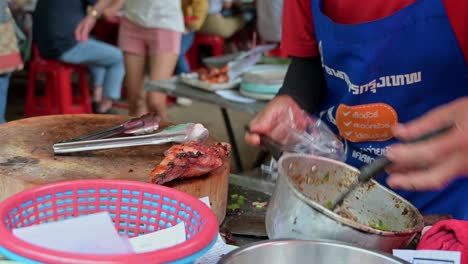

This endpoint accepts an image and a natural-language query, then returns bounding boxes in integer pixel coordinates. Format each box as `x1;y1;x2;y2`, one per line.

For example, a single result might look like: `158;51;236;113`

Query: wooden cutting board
0;114;229;224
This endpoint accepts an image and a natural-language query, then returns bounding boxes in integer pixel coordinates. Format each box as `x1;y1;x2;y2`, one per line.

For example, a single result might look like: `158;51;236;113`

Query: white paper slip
13;212;133;255
195;234;236;264
393;249;461;264
195;196;237;264
215;90;257;103
129;222;186;253
129;196;211;254
199;196;211;207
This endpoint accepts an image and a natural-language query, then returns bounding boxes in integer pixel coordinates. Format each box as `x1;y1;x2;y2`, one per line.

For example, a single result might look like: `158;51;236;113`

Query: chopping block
0;114;229;224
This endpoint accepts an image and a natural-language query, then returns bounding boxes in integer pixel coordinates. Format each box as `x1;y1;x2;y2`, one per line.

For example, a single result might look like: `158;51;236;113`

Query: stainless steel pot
265;153;424;253
218;239;410;264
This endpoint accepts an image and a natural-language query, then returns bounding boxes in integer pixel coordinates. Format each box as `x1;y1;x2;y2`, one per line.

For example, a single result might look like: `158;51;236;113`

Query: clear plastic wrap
268;107;346;162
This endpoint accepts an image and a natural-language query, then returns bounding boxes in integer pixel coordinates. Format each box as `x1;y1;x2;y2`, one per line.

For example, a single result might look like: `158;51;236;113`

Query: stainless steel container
265;154;424;253
218;239;409;264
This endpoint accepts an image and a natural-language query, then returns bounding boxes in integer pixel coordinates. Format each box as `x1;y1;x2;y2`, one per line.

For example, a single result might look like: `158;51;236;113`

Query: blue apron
310;0;468;219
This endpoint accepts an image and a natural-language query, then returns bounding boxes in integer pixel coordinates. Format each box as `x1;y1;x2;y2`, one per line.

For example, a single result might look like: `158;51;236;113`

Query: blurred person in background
175;0;209;106
256;0;282;44
0;0;24;123
77;0;184;120
198;0;245;39
176;0;208;75
33;0;124;114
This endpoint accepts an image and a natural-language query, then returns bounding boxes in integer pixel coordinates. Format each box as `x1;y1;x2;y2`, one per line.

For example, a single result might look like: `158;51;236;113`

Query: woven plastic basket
0;179;219;264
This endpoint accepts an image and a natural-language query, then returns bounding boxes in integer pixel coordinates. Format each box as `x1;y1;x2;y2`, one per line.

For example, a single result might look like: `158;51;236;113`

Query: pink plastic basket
0;179;219;264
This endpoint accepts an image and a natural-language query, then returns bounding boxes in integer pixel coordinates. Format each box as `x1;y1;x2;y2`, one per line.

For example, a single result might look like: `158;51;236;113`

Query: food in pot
197;65;229;83
291;170;392;231
150;141;231;184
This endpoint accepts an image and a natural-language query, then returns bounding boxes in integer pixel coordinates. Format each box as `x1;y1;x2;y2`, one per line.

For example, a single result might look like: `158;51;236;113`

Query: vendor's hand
75;15;97;42
386;97;468;191
245;95;308;146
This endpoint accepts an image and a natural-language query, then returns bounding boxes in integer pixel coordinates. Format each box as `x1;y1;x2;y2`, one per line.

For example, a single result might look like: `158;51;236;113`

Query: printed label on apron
336;103;398;142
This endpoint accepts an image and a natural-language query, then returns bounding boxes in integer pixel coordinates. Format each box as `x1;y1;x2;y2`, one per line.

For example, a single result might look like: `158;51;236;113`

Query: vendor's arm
75;0;115;42
277;56;326;114
278;0;327;114
386;97;468;191
245;0;326;146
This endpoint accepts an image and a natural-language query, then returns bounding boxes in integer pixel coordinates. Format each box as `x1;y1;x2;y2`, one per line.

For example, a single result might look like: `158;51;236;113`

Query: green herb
323;172;330;182
228;194;247;210
237;195;245;205
325;201;333;209
227;204;240;210
368;219;390;231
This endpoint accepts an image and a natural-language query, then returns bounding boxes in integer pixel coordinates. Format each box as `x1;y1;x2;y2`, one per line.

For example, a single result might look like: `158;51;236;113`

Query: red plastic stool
187;34;225;70
24;45;93;117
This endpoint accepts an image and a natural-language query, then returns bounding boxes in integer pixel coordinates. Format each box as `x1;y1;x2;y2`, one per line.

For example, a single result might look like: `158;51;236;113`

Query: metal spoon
53;123;209;154
331;125;453;211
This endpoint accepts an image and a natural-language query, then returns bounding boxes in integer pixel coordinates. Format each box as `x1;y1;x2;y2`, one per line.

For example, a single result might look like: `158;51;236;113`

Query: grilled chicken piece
150;141;231;184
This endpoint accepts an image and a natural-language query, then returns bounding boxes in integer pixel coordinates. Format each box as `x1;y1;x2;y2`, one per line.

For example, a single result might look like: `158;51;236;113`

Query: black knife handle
245;125;284;160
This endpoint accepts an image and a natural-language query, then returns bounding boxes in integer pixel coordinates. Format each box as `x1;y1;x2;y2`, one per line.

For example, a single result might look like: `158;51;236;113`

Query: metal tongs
53;113;209;154
60;112;162;143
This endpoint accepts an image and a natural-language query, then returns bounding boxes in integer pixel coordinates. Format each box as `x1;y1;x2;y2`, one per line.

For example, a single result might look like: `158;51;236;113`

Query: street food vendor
245;0;468;219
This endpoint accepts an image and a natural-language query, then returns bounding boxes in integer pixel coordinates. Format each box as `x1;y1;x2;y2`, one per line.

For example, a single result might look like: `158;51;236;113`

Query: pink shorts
118;17;181;55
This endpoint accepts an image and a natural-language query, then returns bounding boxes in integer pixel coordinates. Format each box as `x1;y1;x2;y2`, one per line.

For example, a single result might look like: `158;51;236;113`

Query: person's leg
60;39;124;113
87;66;105;112
124;52;147;117
0;74;11;124
174;54;187;75
174;32;195;106
199;14;245;38
147;28;181;121
175;31;195;74
118;17;151;116
147;53;178;121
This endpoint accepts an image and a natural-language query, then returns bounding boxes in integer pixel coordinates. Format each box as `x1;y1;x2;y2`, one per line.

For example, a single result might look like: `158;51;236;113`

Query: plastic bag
268;107;346;162
260;107;345;182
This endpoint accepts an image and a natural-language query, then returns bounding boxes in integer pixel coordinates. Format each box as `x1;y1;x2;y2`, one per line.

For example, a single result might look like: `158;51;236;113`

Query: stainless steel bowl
266;154;424;253
218;239;410;264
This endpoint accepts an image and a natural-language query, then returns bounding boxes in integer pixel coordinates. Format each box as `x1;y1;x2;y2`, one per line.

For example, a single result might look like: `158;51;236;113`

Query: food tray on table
239;65;288;101
180;73;241;92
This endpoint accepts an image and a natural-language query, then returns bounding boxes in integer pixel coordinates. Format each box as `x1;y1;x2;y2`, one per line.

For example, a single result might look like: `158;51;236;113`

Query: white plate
180;73;241;92
239;89;276;101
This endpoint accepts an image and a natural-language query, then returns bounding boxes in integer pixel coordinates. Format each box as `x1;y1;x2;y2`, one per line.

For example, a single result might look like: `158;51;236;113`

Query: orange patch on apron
336;103;398;142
